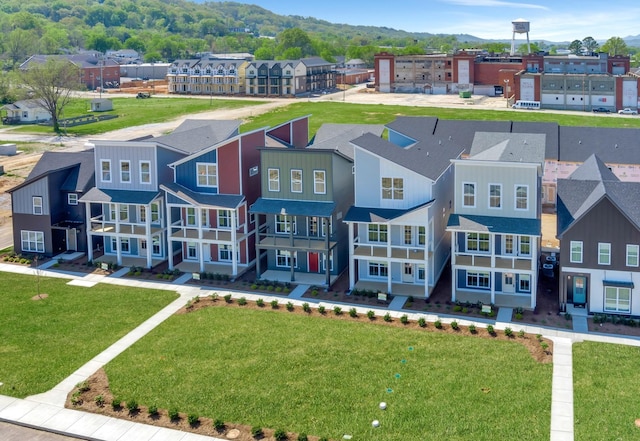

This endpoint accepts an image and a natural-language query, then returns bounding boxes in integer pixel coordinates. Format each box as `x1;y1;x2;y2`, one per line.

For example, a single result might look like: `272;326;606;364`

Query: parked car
618;108;638;115
592;107;610;113
136;92;151;99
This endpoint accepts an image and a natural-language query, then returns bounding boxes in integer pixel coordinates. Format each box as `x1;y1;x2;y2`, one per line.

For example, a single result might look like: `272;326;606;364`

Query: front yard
0;272;178;398
95;303;552;441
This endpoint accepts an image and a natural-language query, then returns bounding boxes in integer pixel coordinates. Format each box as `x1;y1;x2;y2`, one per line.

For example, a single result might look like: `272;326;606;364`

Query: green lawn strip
0;272;177;398
106;307;551;441
10;97;266;136
241;102;640;139
573;341;640;440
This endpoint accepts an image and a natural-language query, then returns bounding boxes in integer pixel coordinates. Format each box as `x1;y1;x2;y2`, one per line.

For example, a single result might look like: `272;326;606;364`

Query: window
368;262;388;278
605;286;631;313
109;204;116;221
120;160;131;183
32;196;43;215
489;184;502;208
68;194;78;205
21;230;44;252
150;203;160;224
570;241;583;263
268;168;280;192
368;224;388;243
467;271;490;288
187;242;197;259
627;244;639;267
101;160;111;182
519;236;531;256
467;233;490;252
418;226;426;245
197;163;217;187
308;217;319;236
404;226;413;245
276;250;296;268
186;207;196;226
515;185;528;210
152;237;161;255
519;274;531;292
140;161;151;184
381;177;403;200
598;243;611;265
218;210;231;228
111;237;130;253
417;265;426;280
291;169;302;193
119;204;129;222
275;215;296;234
219;245;233;261
321;252;334;271
504;235;514;255
314;170;326;194
139;206;147;223
201;209;209;227
460;182;476;207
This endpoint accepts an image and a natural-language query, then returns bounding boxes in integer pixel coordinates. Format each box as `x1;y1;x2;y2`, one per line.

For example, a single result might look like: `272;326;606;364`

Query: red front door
308;252;319;273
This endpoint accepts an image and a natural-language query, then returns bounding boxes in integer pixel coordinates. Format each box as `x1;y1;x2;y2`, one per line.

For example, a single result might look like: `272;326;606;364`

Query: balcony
454;253;533;270
168;220;236;242
495;256;533;270
453;254;492;268
89;215;163;236
352;237;430;261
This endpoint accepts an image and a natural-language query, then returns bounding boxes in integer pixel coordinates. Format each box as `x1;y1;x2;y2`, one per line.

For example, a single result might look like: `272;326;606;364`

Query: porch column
386;223;392;294
490;233;496;268
115;204;122;266
166;202;174;270
231;210;238;276
531;237;538;309
451;231;456;302
424;233;429;298
255;235;261;281
348;222;355;289
146;203;152;269
324;217;330;287
559;273;566;312
289;215;295;282
490;270;495;305
85;202;93;262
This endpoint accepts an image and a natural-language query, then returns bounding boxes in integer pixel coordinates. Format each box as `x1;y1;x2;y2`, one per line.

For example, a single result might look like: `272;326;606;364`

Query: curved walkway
2;263;640;441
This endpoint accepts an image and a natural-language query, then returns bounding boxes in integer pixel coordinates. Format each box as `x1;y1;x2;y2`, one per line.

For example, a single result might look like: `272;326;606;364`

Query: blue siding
457;232;466;252
175;150;218;193
457;269;466;288
495;272;502;292
495;235;501;255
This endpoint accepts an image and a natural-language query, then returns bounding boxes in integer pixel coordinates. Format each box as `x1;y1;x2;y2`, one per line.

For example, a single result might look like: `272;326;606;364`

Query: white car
618;108;638;115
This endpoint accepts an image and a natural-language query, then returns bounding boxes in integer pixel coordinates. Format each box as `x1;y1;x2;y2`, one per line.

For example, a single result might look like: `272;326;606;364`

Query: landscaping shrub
333;306;342;315
94;395;105;406
213;419;225;431
518;329;526;338
297;434;308;441
400;314;409;324
434;320;442;329
271;299;279;309
451;320;459;330
168;407;180;421
504;327;513;337
286;301;294;311
256;298;265;307
224;294;232;303
417;317;426;327
515;313;523;320
148;404;158;416
302;303;311;313
536;333;543;341
349;307;357;318
275;286;283;293
487;325;495;335
383;313;392;322
367;310;375;320
238;297;247;306
462;307;468;313
311;289;319;296
187;413;199;426
318;305;326;314
76;380;90;392
452;305;462;312
111;397;122;410
251;284;258;290
126;399;138;413
468;324;477;333
274;428;288;440
251;426;264;438
541;341;549;352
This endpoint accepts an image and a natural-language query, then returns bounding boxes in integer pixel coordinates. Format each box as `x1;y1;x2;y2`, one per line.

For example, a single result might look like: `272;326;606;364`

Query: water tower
510;19;531;55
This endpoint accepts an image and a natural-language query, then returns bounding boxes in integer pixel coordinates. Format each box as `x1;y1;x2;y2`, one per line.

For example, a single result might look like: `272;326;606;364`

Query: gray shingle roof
79;188;160;204
344;201;434;223
161;182;244;209
558;126;640;163
9;151;95;194
511;121;559;160
567;154;619;182
154;120;240;154
469;132;546;165
250;198;336;217
308;123;384;159
447;214;541;236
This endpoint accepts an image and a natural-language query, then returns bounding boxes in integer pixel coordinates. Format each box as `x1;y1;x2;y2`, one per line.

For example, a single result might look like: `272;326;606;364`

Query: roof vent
449;136;452;140
579;140;582;144
439;140;442;145
427;152;430;156
615;144;618;148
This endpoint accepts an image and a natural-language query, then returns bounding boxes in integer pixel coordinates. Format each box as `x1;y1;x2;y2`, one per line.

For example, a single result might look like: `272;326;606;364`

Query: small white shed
90;98;113;112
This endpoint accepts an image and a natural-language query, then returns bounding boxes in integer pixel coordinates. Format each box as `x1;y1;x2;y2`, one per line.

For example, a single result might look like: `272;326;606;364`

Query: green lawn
573;341;640;440
10;97;266;136
0;272;178;398
106;306;552;441
242;102;640;139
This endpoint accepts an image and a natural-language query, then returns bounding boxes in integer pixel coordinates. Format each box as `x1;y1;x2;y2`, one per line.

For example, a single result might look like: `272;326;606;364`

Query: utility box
0;143;17;156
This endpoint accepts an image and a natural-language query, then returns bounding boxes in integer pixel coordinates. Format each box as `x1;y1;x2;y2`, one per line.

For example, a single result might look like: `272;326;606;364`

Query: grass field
573;341;640;440
11;97;266;136
241;101;640;138
105;306;552;441
0;272;177;398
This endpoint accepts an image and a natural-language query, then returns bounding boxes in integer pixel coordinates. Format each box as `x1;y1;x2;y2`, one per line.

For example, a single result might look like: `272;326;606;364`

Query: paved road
0;421;83;440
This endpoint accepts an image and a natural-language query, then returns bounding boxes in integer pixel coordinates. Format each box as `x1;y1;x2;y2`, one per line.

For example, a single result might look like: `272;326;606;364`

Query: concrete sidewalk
3;262;640;441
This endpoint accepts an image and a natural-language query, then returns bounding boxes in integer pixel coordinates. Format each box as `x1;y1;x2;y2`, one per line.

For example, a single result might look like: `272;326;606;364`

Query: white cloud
442;0;549;10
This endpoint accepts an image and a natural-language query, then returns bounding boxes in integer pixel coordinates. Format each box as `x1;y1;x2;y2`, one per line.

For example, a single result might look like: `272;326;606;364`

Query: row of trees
568;36;630;56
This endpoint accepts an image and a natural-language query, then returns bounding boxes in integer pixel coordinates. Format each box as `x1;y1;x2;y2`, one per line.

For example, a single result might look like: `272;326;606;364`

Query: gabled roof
557;155;640;236
344;200;434;223
1;99;47;111
301;57;334;67
558;126;640;164
79;188;160;204
308;123;385;159
469;132;545;165
351;117;464;181
432;119;513;155
447;214;541;236
512;121;559;160
250;198;336;218
8;151;95;194
154;119;240;154
161;182;244;209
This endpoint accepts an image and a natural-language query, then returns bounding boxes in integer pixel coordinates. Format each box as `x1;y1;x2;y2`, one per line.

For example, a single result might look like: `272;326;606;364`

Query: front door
66;228;77;252
402;263;414;283
503;273;515;293
308;252;319;273
573;276;587;305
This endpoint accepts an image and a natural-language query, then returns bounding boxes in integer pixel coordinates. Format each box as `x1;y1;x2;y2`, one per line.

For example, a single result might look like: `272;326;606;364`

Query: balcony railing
352;236;430;261
454;253;532;270
168;220;244;242
257;225;334;251
89;215;163;236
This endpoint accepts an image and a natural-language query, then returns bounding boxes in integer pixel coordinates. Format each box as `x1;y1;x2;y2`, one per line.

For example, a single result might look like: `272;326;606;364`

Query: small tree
568;39;583;55
21;58;82;133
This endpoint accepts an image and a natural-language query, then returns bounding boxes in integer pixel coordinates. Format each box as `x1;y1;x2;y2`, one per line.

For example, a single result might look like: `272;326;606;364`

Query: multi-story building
167;57;244;95
447;132;545;309
557;155;640;315
8;152;95;257
244;60;306;97
344;116;461;297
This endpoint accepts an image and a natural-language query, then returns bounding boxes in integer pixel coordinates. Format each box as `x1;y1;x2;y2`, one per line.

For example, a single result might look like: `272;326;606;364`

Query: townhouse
167;58;244;95
447;132;545;309
8;152;95;257
344;116;461;297
557;155;640;315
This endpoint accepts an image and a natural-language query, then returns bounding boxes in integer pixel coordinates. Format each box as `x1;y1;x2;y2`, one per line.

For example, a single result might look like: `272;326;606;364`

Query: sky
213;0;640;42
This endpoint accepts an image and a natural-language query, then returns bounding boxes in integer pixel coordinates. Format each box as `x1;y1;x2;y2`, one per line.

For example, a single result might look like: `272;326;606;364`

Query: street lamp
504;79;510;107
